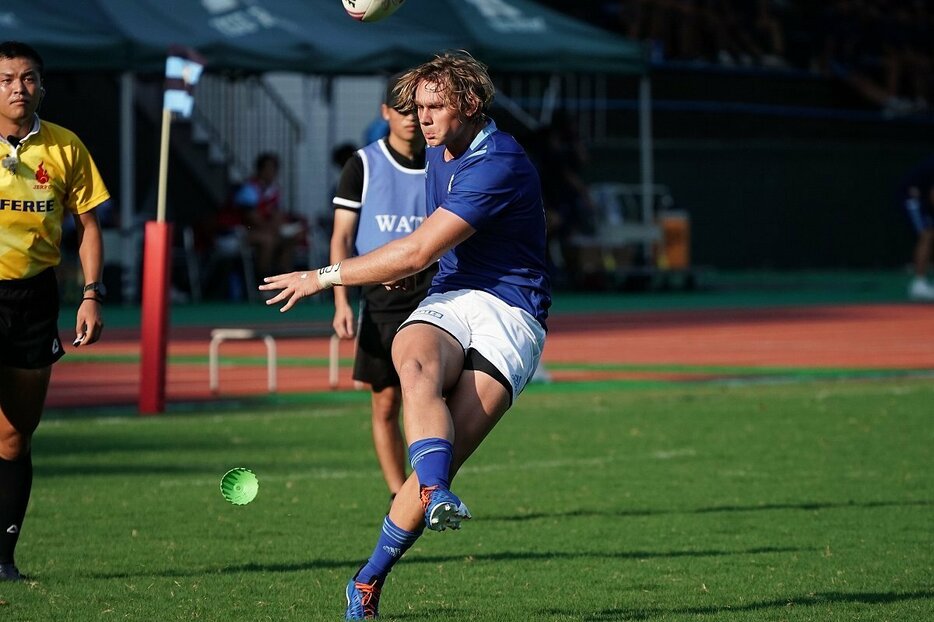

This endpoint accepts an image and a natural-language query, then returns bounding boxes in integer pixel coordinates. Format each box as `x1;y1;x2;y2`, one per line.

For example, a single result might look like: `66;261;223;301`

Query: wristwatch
83;281;107;301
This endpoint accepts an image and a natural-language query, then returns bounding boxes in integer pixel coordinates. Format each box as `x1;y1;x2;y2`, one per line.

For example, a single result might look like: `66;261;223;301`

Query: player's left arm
73;208;104;346
262;207;474;313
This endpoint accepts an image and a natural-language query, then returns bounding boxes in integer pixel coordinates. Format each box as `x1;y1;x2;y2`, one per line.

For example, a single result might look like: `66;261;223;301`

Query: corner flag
141;46;206;415
163;47;206;118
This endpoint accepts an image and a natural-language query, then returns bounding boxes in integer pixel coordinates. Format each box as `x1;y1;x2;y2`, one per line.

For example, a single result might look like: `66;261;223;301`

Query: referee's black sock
0;453;33;564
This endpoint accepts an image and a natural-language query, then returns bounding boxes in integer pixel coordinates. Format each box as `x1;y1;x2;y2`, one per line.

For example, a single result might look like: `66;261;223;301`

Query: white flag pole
156;108;172;224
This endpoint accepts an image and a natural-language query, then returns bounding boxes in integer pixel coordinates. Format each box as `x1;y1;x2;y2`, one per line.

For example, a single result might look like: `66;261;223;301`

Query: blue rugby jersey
426;119;551;328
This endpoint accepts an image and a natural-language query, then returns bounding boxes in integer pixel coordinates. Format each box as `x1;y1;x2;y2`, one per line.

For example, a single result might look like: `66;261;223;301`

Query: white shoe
909;278;934;301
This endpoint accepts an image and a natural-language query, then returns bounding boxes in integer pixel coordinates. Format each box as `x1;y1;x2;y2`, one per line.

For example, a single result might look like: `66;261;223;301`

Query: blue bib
354;139;427;256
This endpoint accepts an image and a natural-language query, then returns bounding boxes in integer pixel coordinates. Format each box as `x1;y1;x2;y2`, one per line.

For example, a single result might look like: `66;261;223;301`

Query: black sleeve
333;154;365;211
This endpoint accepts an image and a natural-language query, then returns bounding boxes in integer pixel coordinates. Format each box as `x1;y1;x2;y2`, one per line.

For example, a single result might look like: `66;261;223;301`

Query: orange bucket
659;211;690;269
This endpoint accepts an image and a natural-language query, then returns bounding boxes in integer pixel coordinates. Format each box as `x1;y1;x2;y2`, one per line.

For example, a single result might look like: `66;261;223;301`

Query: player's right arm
330;208;359;338
263;207;475;313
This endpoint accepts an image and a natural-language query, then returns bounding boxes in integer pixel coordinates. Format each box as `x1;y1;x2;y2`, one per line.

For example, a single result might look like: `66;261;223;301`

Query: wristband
80;296;103;304
316;262;343;289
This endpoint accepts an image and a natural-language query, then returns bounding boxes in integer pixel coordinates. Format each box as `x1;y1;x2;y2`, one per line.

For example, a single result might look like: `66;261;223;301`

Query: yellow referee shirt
0;118;110;280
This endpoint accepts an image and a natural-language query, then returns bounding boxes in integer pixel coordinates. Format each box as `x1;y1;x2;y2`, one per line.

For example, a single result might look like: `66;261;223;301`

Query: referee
0;41;110;582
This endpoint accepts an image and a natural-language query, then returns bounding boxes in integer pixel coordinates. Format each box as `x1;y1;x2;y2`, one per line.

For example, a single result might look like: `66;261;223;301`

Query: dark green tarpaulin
8;0;645;75
6;0;651;312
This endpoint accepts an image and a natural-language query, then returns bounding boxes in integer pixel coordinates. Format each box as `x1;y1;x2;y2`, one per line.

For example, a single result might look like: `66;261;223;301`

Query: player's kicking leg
343;368;510;619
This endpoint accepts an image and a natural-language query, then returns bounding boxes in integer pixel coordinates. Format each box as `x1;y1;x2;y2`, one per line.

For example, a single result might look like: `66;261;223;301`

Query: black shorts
352;305;405;392
0;268;65;369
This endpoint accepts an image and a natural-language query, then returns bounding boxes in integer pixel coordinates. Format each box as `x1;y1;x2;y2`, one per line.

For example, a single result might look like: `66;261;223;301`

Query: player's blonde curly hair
393;51;494;121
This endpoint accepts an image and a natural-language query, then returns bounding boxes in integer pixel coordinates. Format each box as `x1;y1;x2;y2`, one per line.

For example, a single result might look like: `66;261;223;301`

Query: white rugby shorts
398;289;546;402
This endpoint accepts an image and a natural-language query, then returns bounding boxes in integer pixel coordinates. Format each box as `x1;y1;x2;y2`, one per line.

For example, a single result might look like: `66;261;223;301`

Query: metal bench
208;325;343;393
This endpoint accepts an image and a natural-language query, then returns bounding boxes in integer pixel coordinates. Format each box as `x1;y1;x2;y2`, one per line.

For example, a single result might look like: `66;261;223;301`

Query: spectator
897;155;934;301
623;0;707;62
711;0;788;67
815;0;930;116
232;152;304;278
752;0;789;67
877;0;931;113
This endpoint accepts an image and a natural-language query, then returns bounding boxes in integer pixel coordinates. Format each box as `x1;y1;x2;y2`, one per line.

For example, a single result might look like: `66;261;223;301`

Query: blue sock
408;438;453;489
357;516;423;583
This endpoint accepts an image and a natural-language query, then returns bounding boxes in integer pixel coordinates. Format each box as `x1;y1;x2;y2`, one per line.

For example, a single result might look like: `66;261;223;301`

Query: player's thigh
0;366;52;454
392;323;463;396
446;368;512;474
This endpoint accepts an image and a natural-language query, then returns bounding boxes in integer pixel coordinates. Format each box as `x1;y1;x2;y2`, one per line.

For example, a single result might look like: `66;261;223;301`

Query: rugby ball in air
342;0;405;22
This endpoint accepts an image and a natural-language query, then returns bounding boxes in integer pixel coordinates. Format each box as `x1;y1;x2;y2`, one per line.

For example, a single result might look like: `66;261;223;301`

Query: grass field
1;377;932;621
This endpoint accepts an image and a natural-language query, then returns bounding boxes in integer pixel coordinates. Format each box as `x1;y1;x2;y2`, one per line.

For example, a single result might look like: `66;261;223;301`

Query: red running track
46;304;934;410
